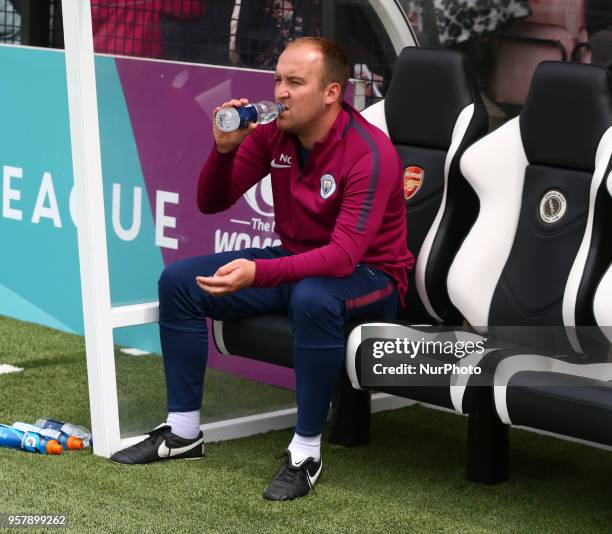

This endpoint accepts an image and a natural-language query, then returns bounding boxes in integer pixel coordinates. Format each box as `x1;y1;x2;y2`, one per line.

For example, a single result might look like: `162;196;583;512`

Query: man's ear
325;82;342;105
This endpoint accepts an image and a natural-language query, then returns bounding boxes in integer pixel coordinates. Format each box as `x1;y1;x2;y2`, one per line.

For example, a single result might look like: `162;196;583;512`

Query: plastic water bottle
0;424;63;455
215;101;285;132
35;418;91;448
12;422;84;450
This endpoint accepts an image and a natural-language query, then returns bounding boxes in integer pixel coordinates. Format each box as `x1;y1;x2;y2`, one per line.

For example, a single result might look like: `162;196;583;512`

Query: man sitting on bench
110;37;414;501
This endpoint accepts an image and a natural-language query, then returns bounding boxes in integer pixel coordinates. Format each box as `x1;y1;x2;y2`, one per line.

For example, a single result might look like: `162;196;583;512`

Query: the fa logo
320;174;336;199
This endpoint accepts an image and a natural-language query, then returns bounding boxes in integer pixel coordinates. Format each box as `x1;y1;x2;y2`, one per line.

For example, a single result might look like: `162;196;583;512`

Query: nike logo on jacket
271;159;292;169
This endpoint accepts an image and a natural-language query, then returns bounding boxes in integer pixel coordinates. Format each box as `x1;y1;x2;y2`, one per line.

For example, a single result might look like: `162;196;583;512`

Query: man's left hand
196;259;256;296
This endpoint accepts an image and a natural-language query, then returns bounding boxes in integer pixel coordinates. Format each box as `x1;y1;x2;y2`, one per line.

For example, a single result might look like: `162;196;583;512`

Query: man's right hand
213;98;258;154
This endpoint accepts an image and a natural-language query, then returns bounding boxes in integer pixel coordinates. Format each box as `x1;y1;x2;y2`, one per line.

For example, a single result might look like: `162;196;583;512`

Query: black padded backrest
521;62;612;171
384;47;488;324
385;47;478;149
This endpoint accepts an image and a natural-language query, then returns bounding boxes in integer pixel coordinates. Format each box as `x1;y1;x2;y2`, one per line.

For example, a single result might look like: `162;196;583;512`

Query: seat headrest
384;47;479;150
520;61;612;171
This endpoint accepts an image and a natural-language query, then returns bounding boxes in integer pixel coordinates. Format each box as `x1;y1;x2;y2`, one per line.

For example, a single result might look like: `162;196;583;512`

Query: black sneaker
262;450;322;501
110;425;204;465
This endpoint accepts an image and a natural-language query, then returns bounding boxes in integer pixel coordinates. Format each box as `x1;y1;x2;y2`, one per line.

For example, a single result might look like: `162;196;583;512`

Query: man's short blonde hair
285;37;350;96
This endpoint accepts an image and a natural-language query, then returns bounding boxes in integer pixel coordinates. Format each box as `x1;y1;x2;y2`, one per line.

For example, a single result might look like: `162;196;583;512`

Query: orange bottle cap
46;440;64;455
66;436;84;450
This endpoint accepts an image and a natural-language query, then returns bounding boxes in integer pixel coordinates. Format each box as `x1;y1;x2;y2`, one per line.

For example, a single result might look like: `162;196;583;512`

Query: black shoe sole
110;455;204;466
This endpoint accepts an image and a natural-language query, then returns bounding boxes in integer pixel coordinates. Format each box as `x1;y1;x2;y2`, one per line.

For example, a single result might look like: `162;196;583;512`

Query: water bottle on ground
13;422;84;450
215;101;285;132
0;424;63;455
35;418;91;448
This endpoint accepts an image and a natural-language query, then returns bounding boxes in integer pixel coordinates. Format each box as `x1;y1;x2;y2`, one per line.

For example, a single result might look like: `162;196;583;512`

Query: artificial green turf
2;315;612;533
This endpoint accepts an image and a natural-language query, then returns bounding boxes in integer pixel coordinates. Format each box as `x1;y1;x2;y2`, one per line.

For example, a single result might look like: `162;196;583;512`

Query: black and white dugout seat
491;172;612;448
368;47;488;323
213;46;488;368
448;60;612;413
347;60;612;482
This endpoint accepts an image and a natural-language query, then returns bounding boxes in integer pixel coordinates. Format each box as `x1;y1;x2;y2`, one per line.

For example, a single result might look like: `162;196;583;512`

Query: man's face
274;44;329;134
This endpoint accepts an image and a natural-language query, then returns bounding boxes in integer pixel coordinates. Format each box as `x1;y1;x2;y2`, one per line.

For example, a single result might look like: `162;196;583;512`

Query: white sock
166;410;201;440
288;432;321;464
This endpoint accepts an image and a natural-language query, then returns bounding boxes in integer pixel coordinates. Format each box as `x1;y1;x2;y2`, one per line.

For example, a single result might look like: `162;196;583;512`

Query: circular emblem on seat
539;190;567;224
403;165;424;200
320;174;336;199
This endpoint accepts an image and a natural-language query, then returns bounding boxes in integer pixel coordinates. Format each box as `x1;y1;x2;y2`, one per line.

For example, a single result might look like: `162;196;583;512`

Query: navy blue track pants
158;246;399;437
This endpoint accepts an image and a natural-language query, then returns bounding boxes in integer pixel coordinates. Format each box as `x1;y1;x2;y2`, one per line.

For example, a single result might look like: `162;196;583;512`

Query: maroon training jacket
198;102;414;307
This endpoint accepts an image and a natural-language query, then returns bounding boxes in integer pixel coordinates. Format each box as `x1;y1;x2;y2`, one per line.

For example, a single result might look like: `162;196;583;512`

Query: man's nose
275;84;290;99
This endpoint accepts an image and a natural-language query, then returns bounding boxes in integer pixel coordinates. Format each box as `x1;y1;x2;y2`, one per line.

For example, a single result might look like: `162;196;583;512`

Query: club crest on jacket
320;174;336;199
